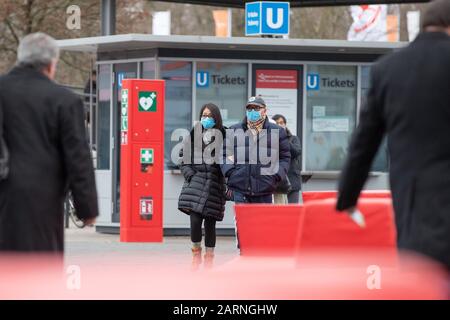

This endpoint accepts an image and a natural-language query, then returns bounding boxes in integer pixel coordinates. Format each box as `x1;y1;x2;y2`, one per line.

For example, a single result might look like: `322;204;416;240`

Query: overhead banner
255;69;298;135
387;14;399;42
213;9;232;37
152;11;171;35
347;5;387;41
407;11;420;41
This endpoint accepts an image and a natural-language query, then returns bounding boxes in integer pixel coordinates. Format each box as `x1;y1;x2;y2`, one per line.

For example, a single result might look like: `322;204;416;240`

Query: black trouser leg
190;212;203;244
287;191;300;203
204;217;217;248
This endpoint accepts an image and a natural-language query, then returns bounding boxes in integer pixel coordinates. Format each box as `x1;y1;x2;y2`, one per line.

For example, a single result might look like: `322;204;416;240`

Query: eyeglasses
246;105;265;111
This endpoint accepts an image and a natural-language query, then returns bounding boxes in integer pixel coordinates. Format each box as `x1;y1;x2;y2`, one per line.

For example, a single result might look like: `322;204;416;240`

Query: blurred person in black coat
0;33;98;253
83;70;96;123
272;114;303;204
337;0;450;269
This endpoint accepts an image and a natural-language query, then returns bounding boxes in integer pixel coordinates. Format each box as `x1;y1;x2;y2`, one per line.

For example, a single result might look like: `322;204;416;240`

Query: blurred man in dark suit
337;0;450;269
0;33;98;252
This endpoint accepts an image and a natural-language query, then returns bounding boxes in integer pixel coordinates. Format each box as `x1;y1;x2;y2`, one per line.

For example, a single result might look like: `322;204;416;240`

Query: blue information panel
245;1;290;36
245;2;262;36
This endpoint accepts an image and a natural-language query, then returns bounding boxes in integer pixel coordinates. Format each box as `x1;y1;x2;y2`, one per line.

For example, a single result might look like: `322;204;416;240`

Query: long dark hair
199;103;223;131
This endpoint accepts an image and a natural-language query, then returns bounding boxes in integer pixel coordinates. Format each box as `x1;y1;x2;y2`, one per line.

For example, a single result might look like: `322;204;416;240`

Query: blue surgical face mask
246;110;262;122
201;117;215;129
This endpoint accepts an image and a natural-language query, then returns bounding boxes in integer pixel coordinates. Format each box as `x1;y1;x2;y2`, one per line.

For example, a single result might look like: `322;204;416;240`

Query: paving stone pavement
65;226;239;269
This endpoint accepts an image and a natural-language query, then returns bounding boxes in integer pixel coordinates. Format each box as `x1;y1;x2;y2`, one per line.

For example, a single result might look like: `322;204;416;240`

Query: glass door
112;63;138;223
95;64;113;224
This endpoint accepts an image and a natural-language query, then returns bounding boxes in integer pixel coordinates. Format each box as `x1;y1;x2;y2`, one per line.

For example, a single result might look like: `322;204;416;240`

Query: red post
120;79;164;242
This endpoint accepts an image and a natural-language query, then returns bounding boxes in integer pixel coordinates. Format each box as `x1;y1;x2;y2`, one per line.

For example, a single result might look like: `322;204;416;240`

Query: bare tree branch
4;18;20;45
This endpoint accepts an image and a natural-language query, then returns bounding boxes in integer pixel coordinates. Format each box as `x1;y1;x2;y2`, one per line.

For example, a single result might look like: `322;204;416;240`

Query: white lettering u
197;73;208;86
266;8;283;29
308;76;317;88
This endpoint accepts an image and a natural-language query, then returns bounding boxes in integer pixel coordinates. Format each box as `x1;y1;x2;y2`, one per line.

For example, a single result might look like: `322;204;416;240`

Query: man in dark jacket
336;0;450;269
0;32;98;252
221;96;291;203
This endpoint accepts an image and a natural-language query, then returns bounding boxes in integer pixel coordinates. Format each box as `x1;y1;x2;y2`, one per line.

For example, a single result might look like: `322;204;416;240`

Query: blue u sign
307;73;320;91
196;71;209;88
118;72;125;89
261;2;289;35
245;1;289;36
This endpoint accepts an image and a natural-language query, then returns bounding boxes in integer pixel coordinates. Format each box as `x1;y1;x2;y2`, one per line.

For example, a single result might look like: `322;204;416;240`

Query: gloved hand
225;188;234;201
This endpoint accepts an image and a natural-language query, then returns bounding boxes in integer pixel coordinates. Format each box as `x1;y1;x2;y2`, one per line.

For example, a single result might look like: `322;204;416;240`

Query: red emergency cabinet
119;79;164;242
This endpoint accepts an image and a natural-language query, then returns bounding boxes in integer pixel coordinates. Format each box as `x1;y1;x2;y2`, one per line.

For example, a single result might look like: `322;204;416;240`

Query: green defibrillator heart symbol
138;91;157;112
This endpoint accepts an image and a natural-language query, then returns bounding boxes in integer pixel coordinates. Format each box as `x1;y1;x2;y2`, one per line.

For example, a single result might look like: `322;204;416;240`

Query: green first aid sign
121;117;128;131
121;89;128;103
121;103;128;117
140;148;154;164
138;91;157;112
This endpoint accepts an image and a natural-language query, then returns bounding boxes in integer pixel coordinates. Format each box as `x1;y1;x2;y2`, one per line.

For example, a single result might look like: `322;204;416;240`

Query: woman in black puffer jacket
178;103;226;268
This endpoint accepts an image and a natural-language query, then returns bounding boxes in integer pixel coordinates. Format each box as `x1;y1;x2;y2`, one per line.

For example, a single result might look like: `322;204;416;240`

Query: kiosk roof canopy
57;34;405;55
161;0;429;8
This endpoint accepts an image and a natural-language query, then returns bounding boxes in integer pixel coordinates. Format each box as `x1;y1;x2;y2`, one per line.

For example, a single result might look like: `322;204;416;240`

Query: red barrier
233;195;396;257
234;204;304;256
297;198;398;266
302;191;337;202
302;190;391;203
299;198;396;249
0;252;447;299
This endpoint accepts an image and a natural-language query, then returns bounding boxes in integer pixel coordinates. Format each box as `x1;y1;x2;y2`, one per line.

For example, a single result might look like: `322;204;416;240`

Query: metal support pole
101;0;116;36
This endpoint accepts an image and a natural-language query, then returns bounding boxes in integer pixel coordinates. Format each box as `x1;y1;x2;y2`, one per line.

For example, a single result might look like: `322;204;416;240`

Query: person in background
83;69;96;117
178;103;226;269
272;114;303;203
0;33;98;253
336;0;450;272
0;97;7;181
83;70;96;143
